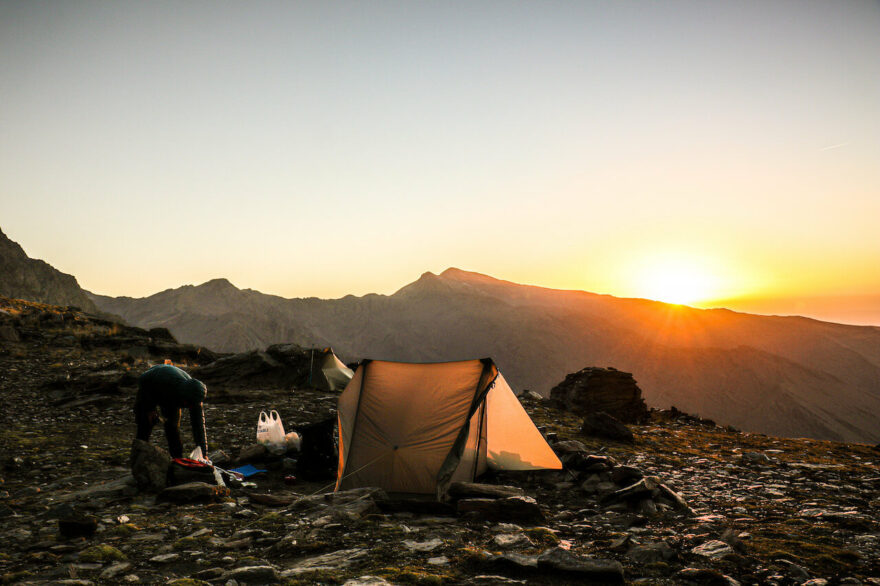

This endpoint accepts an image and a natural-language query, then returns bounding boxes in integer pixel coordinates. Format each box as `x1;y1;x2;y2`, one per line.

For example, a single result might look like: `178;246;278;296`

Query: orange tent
336;358;562;498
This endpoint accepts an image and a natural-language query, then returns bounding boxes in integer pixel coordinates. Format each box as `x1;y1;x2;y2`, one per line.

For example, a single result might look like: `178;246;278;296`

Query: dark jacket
135;364;207;458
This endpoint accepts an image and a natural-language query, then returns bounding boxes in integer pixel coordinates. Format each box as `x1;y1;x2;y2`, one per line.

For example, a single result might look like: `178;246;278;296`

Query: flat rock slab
281;548;368;576
343;577;393;586
448;482;525;501
158;481;229;503
675;567;742;586
402;538;443;552
457;496;544;524
537;548;625;583
223;565;280;584
691;540;735;559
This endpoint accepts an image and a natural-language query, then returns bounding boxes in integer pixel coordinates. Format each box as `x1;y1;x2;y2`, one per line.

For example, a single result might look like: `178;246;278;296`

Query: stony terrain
1;296;879;585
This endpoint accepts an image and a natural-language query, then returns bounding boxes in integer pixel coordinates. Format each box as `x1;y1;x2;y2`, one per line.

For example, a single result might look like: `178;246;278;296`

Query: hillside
0;228;98;313
1;296;878;585
91;268;880;444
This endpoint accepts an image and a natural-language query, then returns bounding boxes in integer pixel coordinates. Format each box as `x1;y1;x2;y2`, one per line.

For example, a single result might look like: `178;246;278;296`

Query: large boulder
191;343;312;390
130;439;171;492
549;367;649;423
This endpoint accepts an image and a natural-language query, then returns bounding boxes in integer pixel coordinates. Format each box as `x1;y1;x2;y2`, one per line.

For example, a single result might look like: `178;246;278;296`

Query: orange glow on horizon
627;253;727;306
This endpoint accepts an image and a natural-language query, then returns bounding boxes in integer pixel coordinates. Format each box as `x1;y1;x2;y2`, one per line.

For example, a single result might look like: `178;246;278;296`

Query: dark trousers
135;405;184;458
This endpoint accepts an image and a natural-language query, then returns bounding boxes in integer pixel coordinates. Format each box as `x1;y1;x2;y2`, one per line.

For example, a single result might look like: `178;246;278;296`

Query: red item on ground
172;457;212;470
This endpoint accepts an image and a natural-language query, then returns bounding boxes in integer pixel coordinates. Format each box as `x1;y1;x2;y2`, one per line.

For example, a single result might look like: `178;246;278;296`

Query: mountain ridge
0;228;98;313
1;228;878;443
88;267;880;444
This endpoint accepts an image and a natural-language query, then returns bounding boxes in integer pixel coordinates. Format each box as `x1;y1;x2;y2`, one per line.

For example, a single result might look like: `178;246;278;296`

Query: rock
58;515;98;539
150;553;180;563
549;367;649;423
741;452;771;465
130;439;171;492
691;540;735;559
493;533;531;548
208;449;231;466
248;493;295;507
776;559;811;581
280;548;368;576
78;544;126;562
581;411;634;442
100;562;132;579
192;344;311;390
626;541;676;564
402;538;443;552
611;465;644;484
344;577;394;586
158;482;229;503
192;568;226;580
551;439;589;454
223;566;280;584
447;482;525;501
674;567;742;585
603;476;658;503
536;548;625;583
235;444;268;464
457;496;545;524
655;482;695;515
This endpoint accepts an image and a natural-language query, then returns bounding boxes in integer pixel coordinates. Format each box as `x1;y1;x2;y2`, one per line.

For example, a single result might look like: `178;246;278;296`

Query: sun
634;256;719;305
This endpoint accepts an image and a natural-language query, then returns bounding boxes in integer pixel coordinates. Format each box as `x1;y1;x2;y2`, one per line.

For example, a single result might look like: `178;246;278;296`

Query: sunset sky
2;2;878;325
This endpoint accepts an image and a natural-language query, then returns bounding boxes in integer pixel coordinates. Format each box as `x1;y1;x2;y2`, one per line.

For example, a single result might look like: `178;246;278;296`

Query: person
134;362;208;459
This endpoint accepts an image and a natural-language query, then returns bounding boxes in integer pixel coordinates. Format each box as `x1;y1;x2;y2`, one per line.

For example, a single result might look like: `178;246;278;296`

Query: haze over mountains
2;227;879;443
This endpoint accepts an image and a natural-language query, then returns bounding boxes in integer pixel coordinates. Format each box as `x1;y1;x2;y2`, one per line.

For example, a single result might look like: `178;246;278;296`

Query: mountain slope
90;268;880;443
0;228;98;312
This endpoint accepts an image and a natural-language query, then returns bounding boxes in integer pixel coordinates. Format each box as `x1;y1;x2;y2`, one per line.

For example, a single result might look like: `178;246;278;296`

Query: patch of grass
283;569;344;585
378;566;448;585
78;543;126;562
107;523;140;536
1;570;32;584
524;526;560;547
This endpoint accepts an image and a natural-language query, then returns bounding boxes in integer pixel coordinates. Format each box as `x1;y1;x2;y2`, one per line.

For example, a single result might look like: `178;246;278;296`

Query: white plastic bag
188;446;212;465
256;410;285;447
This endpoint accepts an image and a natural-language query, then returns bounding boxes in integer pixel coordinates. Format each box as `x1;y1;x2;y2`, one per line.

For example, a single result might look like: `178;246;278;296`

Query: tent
336;358;562;498
309;348;354;391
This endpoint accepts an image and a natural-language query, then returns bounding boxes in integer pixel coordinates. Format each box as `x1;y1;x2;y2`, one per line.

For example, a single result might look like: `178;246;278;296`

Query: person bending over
134;363;208;459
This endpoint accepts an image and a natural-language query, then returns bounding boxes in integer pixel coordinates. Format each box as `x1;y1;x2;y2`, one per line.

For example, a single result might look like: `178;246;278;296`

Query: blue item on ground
229;464;267;478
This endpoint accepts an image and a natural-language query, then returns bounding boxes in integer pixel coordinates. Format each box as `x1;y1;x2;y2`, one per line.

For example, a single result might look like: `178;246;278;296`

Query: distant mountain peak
198;278;238;291
438;267;505;285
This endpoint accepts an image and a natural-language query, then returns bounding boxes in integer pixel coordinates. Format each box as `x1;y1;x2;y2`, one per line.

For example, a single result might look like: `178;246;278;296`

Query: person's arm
189;404;208;456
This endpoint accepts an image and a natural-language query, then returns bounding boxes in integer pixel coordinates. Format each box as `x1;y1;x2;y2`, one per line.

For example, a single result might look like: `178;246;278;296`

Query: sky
2;1;879;325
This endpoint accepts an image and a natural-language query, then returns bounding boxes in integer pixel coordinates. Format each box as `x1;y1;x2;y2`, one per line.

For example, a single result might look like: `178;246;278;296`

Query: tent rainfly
336;358;562;498
309;348;354;391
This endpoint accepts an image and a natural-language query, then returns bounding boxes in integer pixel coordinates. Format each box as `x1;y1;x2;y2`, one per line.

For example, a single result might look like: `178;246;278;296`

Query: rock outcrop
549;367;649;423
190;343;312;390
0;227;98;312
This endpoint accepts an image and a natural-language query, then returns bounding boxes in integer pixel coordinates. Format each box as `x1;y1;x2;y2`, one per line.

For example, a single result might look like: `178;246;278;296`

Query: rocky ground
1;296;879;585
